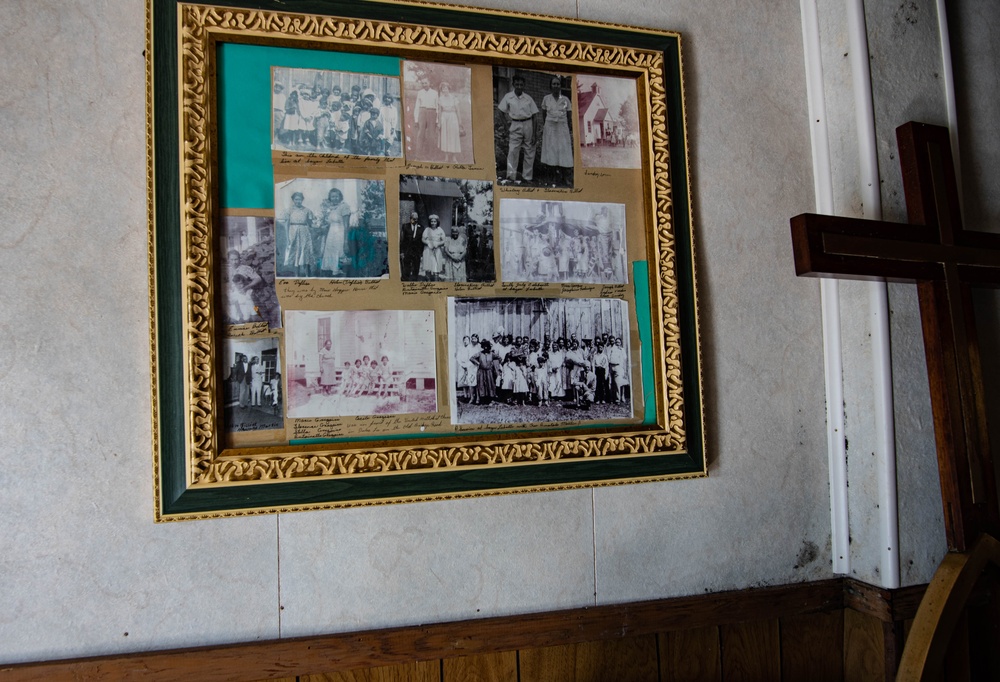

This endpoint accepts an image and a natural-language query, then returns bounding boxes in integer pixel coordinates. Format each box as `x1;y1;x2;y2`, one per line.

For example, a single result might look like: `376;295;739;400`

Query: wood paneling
0;581;843;682
441;652;516;682
779;611;843;682
1;578;932;682
719;620;780;681
661;626;721;682
302;660;439;682
844;609;885;682
520;636;659;682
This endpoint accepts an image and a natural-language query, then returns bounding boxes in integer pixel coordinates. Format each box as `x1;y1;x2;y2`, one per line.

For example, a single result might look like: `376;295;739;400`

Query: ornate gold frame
149;0;704;520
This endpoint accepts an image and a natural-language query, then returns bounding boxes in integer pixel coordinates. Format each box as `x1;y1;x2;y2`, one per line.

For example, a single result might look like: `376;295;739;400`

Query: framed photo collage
149;0;704;519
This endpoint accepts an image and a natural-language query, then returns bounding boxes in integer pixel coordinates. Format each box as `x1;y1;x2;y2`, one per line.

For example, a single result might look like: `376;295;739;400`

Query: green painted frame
149;0;704;520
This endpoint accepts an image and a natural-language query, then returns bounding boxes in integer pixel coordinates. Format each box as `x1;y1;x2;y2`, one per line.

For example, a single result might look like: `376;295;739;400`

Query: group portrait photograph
402;61;475;165
221;337;284;436
219;214;281;330
448;297;634;426
283;310;438;420
274;177;390;280
499;199;629;284
272;67;402;158
492;67;575;188
398;175;495;283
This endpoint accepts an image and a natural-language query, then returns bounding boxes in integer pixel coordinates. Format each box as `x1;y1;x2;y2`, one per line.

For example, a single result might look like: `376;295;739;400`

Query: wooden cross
790;122;1000;552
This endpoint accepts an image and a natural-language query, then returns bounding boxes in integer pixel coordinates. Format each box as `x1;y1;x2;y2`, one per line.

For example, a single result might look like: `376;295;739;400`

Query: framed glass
148;0;704;520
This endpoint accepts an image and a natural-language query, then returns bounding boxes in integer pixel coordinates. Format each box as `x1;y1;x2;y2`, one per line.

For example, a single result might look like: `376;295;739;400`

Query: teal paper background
217;43;400;209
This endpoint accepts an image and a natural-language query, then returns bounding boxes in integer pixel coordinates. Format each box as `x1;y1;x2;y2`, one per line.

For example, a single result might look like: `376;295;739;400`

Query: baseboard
0;577;925;682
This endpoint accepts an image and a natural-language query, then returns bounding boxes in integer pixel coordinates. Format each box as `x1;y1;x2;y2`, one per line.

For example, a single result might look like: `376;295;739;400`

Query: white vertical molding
800;0;850;575
845;0;900;589
936;0;962;193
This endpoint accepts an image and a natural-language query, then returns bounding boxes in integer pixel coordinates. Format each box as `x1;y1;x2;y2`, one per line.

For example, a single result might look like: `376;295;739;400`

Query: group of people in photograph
229;354;280;409
224;244;281;328
410;77;468;163
400;212;494;282
317;341;397;400
274;82;401;157
502;203;626;284
280;187;385;279
455;331;630;411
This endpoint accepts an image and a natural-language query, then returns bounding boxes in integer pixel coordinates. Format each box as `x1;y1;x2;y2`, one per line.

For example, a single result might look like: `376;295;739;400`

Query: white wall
1;0;984;664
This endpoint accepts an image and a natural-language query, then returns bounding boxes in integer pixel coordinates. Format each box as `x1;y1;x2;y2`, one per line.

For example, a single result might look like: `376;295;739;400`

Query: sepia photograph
493;67;574;188
576;75;641;169
285;310;438;419
275;177;389;279
402;61;474;165
499;199;628;284
220;215;281;329
222;336;284;433
448;297;633;425
272;67;402;157
398;175;495;282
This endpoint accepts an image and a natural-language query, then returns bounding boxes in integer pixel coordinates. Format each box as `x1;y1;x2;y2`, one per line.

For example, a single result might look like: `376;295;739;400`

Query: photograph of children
220;215;281;329
493;67;574;188
272;67;402;157
448;297;633;425
499;199;628;284
284;310;438;419
222;337;284;433
399;175;495;282
402;61;474;165
576;75;642;169
275;178;389;279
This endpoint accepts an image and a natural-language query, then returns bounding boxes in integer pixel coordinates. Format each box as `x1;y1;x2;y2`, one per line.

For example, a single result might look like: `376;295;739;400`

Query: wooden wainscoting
0;578;928;682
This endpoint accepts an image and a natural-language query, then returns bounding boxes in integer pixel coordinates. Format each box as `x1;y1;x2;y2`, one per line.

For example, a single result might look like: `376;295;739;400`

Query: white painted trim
845;0;899;589
800;0;850;575
936;0;962;195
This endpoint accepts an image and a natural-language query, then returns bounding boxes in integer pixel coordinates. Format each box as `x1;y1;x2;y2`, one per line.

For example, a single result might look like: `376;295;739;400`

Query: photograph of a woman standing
419;214;446;281
540;76;574;187
318;188;354;277
437;81;463;164
282;192;317;278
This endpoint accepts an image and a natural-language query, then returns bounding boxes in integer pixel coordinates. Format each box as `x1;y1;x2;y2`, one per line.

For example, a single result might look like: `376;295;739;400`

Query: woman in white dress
318;188;354;276
419;215;446;280
437;82;462;163
540;77;573;186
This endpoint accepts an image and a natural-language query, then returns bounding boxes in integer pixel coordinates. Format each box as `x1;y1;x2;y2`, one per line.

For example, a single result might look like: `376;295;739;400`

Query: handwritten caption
401;281;449;296
293;413;448;440
278;278;383;302
226;321;270;338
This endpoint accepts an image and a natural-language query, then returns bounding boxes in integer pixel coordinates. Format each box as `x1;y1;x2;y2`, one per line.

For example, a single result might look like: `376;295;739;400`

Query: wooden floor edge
0;576;924;682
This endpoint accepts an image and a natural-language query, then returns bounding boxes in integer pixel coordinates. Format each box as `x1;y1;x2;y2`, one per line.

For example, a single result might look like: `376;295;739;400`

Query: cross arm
790;213;942;282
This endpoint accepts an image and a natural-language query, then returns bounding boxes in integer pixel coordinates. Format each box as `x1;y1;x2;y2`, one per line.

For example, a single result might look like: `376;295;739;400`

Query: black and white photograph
275;177;389;279
284;310;438;419
399;175;495;282
493;67;574;188
448;297;633;425
220;215;281;329
272;67;402;157
402;61;474;165
499;199;628;284
222;337;284;433
576;75;641;169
